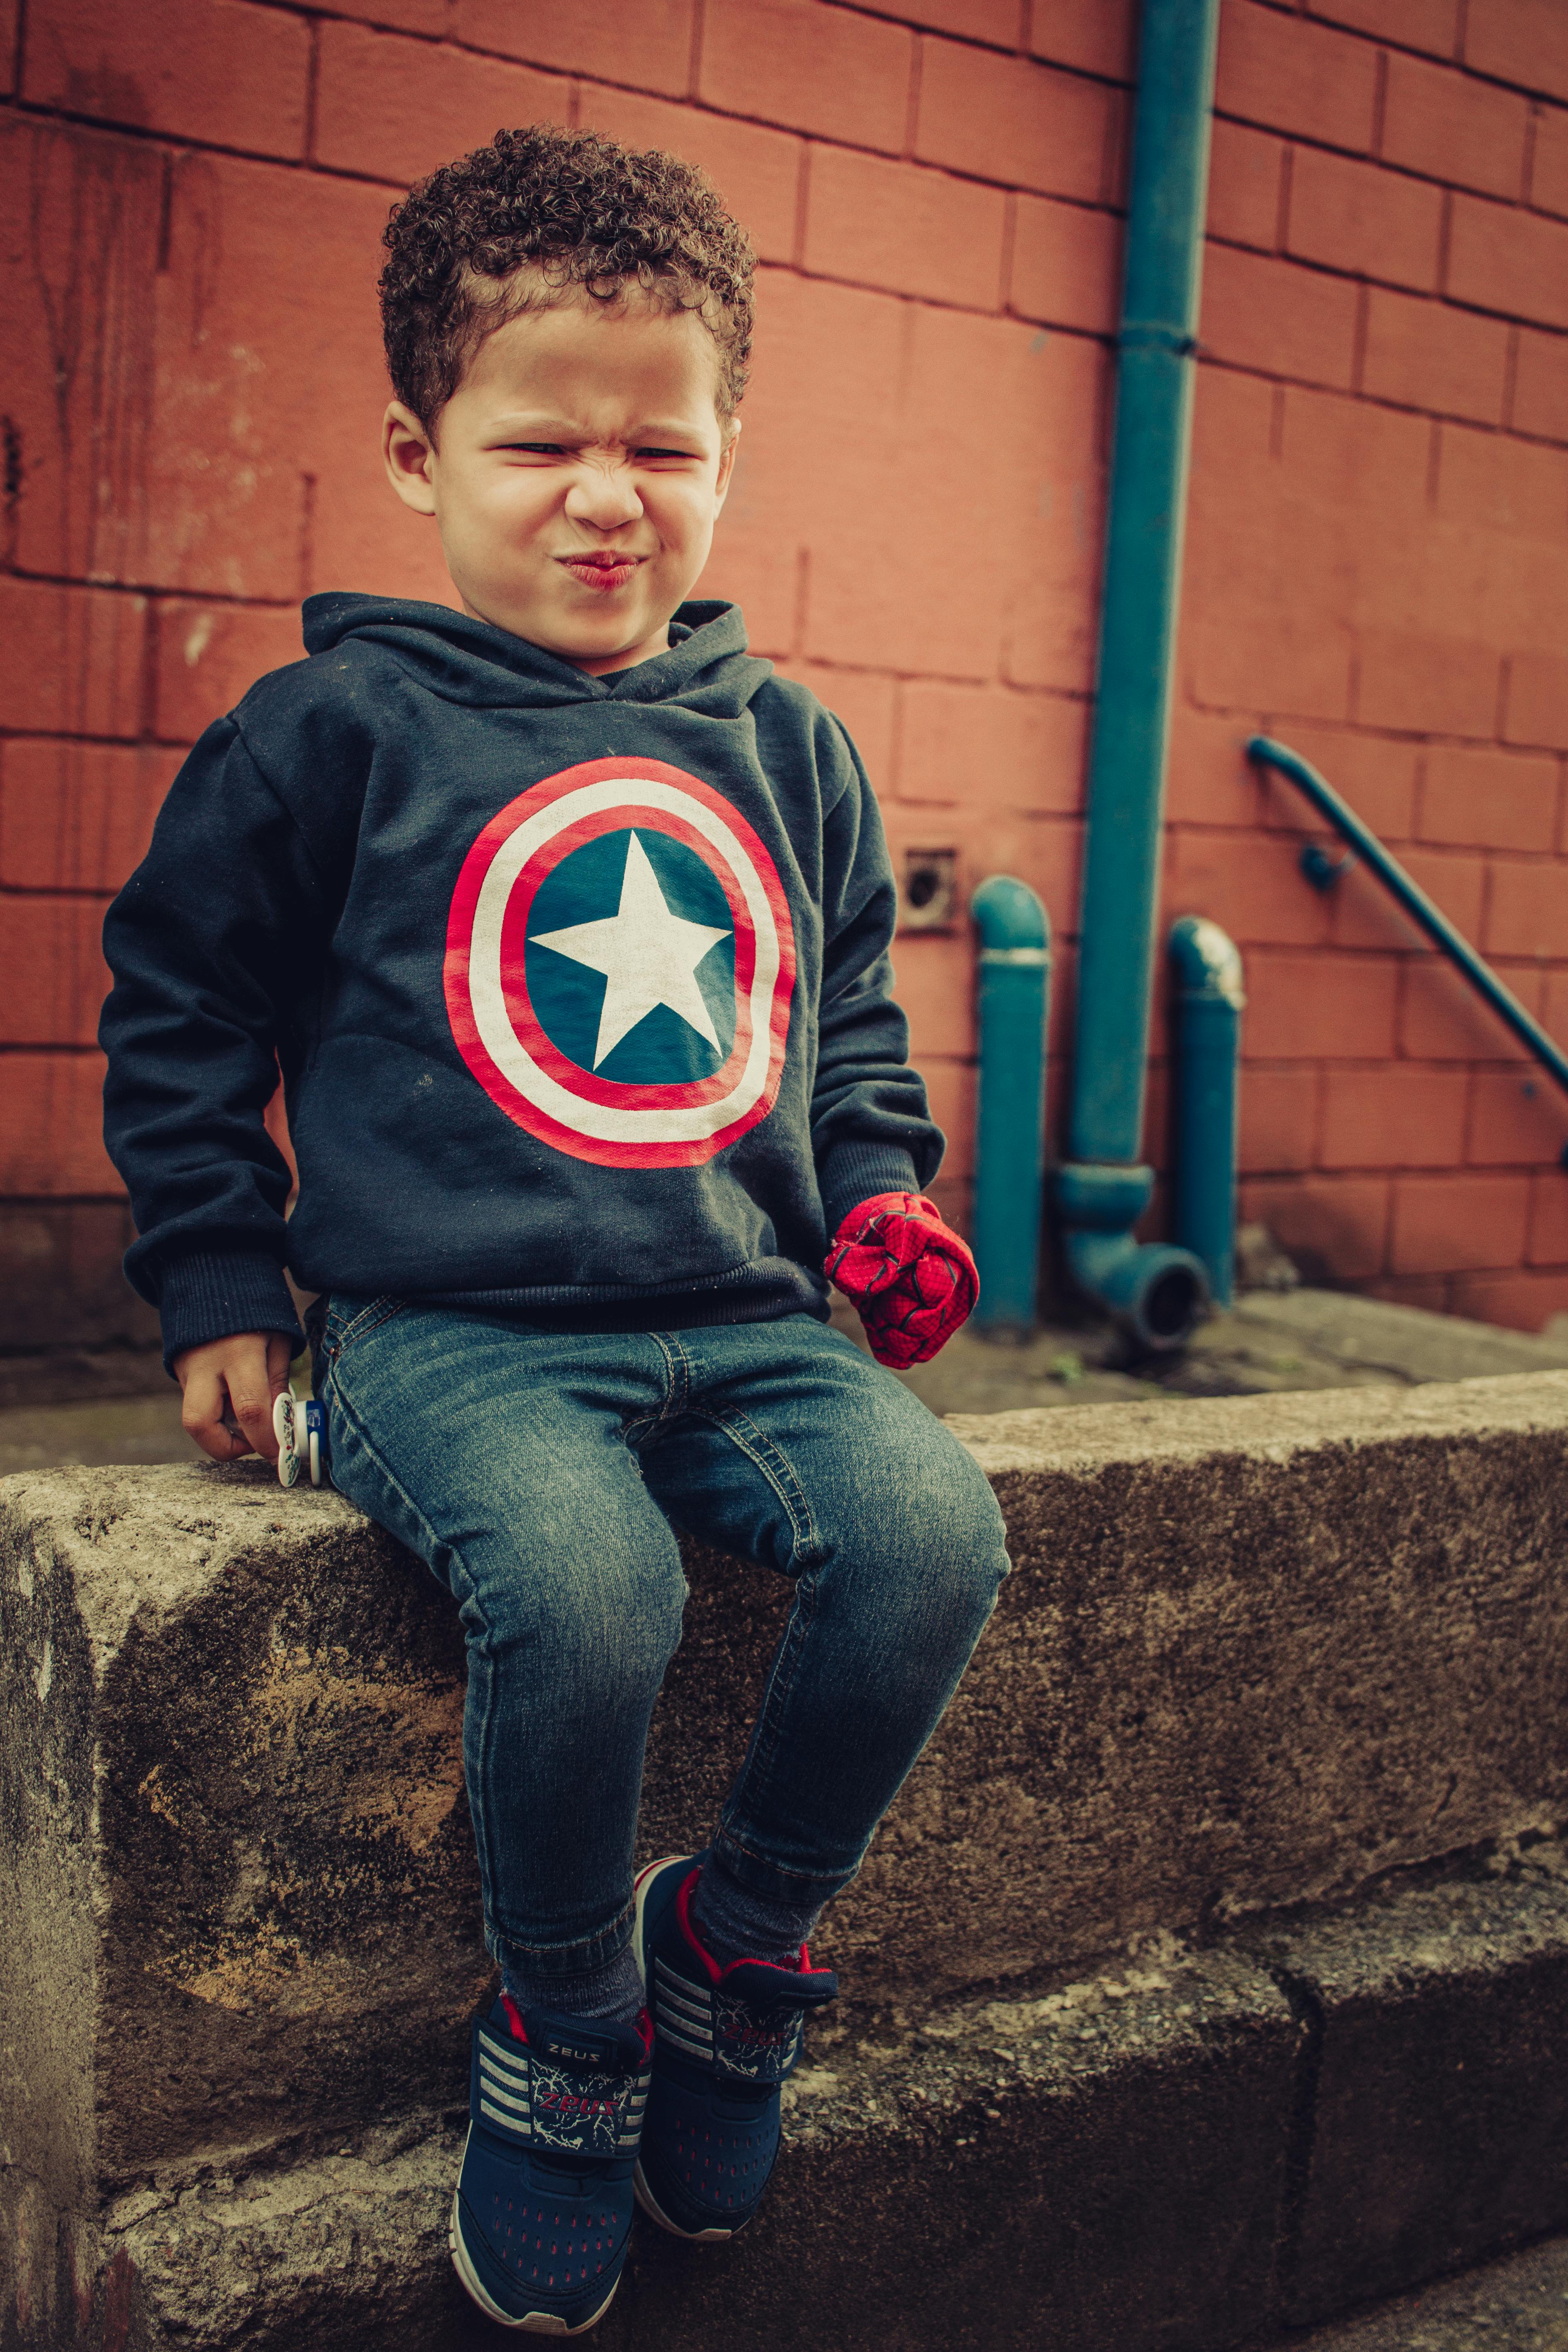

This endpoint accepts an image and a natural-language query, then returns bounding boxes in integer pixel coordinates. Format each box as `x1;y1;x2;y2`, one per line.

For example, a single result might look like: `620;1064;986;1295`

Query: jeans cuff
486;1896;636;1981
709;1826;859;1917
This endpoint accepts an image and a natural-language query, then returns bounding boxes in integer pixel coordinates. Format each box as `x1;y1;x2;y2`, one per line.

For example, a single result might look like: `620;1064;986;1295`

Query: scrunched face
382;281;738;677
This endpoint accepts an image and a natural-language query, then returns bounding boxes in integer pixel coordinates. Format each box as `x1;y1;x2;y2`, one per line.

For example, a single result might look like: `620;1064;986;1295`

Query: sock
501;1938;645;2031
690;1851;824;1971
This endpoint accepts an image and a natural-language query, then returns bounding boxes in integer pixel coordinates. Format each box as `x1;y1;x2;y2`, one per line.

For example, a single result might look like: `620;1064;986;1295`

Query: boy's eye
634;446;699;462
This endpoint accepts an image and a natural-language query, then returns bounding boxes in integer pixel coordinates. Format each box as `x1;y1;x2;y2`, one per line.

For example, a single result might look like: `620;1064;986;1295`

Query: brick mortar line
1235;0;1568;109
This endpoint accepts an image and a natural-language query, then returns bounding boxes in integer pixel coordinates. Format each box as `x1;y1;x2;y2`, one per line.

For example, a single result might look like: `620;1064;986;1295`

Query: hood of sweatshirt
301;593;776;721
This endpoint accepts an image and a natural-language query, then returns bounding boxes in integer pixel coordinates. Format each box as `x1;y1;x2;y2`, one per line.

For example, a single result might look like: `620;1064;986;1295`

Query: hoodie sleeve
809;719;944;1238
100;714;329;1370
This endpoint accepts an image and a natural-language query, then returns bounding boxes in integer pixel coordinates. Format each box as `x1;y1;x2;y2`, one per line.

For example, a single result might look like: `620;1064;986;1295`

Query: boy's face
382;286;738;674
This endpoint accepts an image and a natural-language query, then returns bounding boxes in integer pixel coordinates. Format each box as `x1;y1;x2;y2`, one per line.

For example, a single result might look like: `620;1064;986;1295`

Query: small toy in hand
827;1192;979;1368
272;1392;326;1489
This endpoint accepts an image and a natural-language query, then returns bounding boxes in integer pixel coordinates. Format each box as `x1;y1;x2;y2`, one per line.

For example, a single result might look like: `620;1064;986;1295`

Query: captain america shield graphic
444;756;797;1168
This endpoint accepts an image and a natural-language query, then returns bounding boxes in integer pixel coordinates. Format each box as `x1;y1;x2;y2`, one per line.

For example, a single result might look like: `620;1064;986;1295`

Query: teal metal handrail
1248;736;1568;1155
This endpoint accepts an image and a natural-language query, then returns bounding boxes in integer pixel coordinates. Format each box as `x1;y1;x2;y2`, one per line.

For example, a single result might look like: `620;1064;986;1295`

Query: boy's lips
558;553;644;593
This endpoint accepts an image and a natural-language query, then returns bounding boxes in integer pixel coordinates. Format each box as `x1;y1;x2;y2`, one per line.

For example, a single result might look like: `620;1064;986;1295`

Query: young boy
101;125;1008;2336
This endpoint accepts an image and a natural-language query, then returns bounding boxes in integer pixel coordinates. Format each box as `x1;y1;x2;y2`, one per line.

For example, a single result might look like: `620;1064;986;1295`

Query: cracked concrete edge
33;1939;1297;2352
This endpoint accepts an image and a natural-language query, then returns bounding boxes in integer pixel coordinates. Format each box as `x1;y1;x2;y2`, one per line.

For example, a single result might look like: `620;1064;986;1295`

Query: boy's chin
458;587;673;670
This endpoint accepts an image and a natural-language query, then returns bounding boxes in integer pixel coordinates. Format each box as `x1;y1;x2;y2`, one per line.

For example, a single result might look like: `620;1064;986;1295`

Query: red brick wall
2;0;1566;1340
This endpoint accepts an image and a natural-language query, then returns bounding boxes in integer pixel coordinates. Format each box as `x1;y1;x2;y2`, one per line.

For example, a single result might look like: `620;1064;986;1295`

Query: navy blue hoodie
101;595;940;1366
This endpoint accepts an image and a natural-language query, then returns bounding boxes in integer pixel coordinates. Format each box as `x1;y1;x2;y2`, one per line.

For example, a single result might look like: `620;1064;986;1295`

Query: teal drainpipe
969;876;1050;1335
1169;916;1244;1309
1054;0;1220;1352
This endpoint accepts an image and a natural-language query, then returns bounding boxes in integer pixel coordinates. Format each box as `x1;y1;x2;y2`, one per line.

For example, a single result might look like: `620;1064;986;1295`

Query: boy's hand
173;1331;295;1463
826;1193;979;1369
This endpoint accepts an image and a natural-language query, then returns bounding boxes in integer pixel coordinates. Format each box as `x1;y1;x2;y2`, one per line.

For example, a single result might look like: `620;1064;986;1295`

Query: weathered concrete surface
1249;2227;1568;2350
1252;1860;1568;2325
53;1944;1298;2352
9;1374;1568;2346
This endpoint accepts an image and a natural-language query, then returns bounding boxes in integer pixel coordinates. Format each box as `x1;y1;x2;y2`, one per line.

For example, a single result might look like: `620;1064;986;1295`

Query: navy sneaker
449;1992;651;2334
631;1854;838;2241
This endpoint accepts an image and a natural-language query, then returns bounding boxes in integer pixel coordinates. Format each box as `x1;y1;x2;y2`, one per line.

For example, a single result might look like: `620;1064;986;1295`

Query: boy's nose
564;467;644;529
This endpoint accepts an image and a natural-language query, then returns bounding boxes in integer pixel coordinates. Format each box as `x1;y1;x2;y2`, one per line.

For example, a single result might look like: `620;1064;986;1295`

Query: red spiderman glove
826;1192;979;1369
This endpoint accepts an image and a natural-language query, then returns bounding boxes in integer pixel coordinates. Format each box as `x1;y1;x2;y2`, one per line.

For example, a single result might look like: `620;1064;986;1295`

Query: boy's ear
383;401;438;515
713;415;741;513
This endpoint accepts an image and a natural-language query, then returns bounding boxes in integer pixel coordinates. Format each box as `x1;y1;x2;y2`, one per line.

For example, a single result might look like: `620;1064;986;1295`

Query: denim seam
317;1363;520;1941
488;1897;638;1977
698;1405;824;1564
329;1294;407;1354
648;1330;691;1424
717;1564;821;1870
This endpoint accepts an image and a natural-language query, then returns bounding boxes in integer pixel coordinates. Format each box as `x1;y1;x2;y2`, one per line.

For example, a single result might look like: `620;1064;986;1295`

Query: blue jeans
316;1299;1009;1984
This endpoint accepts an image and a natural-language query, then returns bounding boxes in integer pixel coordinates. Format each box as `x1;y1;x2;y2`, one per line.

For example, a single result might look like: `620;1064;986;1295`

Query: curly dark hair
379;124;755;430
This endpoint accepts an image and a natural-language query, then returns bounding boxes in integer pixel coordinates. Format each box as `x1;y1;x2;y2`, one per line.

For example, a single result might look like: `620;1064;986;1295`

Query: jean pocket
323;1292;407;1359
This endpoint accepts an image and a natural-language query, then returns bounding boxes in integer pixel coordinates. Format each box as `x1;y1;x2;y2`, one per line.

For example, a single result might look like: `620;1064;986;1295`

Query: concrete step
65;1859;1568;2352
8;1371;1568;2347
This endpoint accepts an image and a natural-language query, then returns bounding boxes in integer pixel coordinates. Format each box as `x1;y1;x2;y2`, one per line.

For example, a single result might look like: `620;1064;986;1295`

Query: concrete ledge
8;1372;1568;2346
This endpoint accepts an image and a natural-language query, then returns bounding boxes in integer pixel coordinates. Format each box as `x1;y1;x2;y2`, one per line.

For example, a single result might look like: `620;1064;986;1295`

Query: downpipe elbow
1061;1226;1210;1353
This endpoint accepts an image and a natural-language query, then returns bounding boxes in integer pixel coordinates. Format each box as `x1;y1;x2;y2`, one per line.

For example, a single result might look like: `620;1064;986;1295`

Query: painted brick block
1463;0;1568;106
0;1053;120;1194
1448;195;1568;330
1362;290;1509;426
314;23;568;186
803;149;1007;309
1028;0;1137;79
456;0;694;98
23;0;309;159
1534;104;1568;221
1305;0;1459;56
1200;245;1359;389
1165;701;1270;829
1382;50;1530;201
695;533;797;660
1280;387;1432;520
575;89;801;265
1527;1168;1568;1265
1484;857;1568;960
1419;745;1559;854
1257;725;1421;844
1505;653;1568;750
151;603;307;744
897;683;1089;815
1318;1065;1469;1169
4;899;113;1048
1545;970;1568;1043
0;580;145;739
1245;950;1400;1058
1355;630;1501;738
1216;3;1379;153
1166;828;1332;949
1450;1270;1568;1330
1238;1063;1319;1174
1238;1173;1389;1279
1287;147;1444;293
1008;195;1121;333
915;38;1115;202
1207;119;1284;252
1390;1172;1530;1271
1438;423;1568;541
0;742;180;893
853;0;1016;42
700;0;911;154
1514;329;1568;445
1190;615;1355;726
890;933;974;1061
1468;1069;1568;1166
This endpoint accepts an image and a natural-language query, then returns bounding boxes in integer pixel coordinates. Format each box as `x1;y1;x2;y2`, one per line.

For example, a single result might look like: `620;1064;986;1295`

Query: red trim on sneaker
500;1992;530;2043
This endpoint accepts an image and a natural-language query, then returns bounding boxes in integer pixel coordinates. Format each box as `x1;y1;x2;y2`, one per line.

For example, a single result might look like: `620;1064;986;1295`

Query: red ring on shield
444;756;796;1169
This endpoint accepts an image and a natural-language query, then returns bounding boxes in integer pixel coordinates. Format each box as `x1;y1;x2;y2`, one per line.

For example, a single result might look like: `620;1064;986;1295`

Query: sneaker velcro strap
474;2021;651;2159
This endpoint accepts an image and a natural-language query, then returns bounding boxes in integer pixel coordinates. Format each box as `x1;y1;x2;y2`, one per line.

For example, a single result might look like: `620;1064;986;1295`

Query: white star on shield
531;831;732;1070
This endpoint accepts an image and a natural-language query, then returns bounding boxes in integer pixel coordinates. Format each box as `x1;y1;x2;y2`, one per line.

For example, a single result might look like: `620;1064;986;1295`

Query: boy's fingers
227;1371;281;1462
181;1367;253;1462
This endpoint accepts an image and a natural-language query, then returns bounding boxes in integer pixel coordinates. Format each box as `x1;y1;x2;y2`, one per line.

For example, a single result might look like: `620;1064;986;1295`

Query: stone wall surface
6;1372;1568;2346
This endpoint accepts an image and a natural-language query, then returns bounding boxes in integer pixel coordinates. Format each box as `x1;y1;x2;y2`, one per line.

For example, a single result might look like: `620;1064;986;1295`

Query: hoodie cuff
818;1140;923;1246
157;1251;304;1377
